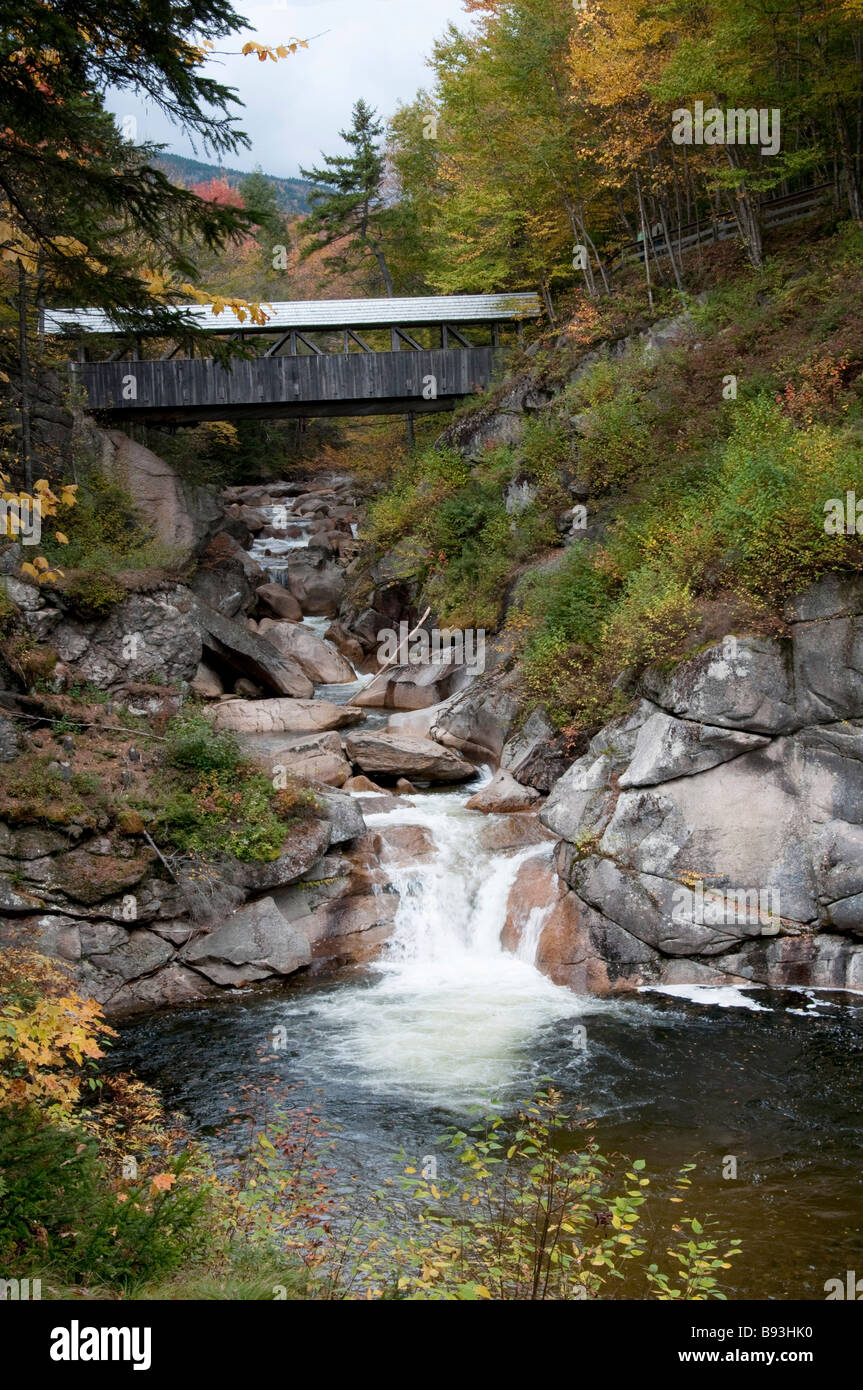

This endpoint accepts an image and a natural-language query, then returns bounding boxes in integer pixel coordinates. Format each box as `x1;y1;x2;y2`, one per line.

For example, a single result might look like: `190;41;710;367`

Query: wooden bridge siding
78;348;497;422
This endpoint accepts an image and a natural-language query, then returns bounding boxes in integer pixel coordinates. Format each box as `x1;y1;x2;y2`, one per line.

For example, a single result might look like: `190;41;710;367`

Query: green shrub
521;415;572;480
62;570;125;618
164;710;243;774
41;469;166;574
156;713;318;864
713;395;862;599
365;446;471;552
0;1105;210;1289
347;1088;742;1301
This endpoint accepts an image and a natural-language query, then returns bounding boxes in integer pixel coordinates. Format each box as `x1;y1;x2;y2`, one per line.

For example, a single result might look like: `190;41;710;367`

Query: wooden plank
443;324;474;348
348;329;374;352
393;326;423;351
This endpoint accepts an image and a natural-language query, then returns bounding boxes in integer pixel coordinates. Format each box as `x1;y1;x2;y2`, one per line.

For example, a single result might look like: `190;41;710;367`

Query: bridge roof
42;292;542;337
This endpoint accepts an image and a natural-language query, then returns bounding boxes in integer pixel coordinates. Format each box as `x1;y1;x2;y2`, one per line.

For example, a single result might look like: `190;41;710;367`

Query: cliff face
530;574;863;994
98;429;223;559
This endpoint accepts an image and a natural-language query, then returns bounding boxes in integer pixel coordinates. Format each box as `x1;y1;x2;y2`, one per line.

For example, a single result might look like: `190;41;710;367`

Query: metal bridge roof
42;293;541;337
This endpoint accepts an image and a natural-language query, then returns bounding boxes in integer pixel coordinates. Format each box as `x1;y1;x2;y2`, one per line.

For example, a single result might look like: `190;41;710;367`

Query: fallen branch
141;827;180;883
0;709;168;741
354;606;432;692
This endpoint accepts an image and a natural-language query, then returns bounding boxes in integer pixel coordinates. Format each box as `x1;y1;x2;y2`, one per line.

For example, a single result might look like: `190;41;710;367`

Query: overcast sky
106;0;470;179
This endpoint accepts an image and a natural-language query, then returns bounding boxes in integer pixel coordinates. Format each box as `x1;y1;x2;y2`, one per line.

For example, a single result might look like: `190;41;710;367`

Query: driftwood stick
0;710;168;741
355;606;432;691
141;827;180;883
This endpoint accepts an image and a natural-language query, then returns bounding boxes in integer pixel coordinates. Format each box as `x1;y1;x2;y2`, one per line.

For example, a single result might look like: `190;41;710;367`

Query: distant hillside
154;153;314;215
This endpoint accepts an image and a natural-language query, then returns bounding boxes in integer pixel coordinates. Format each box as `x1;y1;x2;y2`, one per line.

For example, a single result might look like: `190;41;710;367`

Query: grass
356;221;863;734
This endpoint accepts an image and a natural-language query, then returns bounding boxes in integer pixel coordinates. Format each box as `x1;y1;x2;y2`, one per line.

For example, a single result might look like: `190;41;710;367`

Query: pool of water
113;784;863;1301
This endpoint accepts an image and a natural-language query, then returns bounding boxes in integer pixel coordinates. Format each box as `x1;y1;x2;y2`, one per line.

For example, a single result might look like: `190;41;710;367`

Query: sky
106;0;471;179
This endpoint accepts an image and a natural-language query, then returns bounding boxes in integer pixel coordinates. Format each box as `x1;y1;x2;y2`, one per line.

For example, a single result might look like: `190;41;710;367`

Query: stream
114;486;863;1301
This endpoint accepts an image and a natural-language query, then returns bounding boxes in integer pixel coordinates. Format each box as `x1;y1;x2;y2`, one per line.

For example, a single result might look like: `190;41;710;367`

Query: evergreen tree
239;167;285;243
0;0;258;338
300;99;396;296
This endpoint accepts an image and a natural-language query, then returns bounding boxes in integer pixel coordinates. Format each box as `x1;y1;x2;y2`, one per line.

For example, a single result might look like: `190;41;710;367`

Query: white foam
640;983;771;1012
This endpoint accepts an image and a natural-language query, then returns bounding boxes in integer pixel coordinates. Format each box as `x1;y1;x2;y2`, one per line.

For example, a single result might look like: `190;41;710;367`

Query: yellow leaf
20;561;39;579
54;532;68;545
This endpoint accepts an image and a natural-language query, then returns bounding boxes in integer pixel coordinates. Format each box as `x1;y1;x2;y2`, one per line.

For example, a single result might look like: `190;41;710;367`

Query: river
115;776;863;1301
113;485;863;1301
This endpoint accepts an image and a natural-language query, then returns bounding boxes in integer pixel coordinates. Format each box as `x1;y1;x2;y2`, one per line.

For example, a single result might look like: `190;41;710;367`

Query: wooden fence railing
616;182;834;267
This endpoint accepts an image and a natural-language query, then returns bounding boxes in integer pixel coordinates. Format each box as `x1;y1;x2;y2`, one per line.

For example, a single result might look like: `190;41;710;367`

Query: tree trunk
723;148;763;268
835;104;863;220
368;240;395;297
539;272;557;325
658;198;684;292
17;259;32;491
634;172;655;312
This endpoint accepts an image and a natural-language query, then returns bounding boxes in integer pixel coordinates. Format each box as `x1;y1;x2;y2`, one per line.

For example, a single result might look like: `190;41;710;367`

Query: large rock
466;769;541;813
102;429;222;556
0;712;20;761
190;662;224;699
792;601;863;724
84;926;174;983
253;731;352;787
257;618;355;684
324;621;365;669
34;845;156;908
2;575;42;611
541;703;653;844
182;897;312;987
307;786;366;844
212;697;364;735
354;653;471;711
344;730;474;783
501;707;569;792
285;549;345;616
189;542;255;618
272;847;398;968
0;911;82;962
639;637;797;734
430;680;521;764
193;601;314;698
537;582;863;993
387;699;453;739
256;584;303;622
109;963;218;1014
618;710;770;788
220;817;332;894
52;587;202;689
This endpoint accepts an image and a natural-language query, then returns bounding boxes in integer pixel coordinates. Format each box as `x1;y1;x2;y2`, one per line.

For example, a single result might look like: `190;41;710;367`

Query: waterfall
515;903;556;966
301;788;581;1109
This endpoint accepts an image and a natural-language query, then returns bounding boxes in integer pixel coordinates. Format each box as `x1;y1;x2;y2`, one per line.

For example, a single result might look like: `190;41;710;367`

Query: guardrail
616;183;833;267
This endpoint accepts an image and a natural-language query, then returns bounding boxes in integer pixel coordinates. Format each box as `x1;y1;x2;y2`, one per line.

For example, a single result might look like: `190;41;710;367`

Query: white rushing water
301;786;583;1109
249;491;581;1107
248;501;368;702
